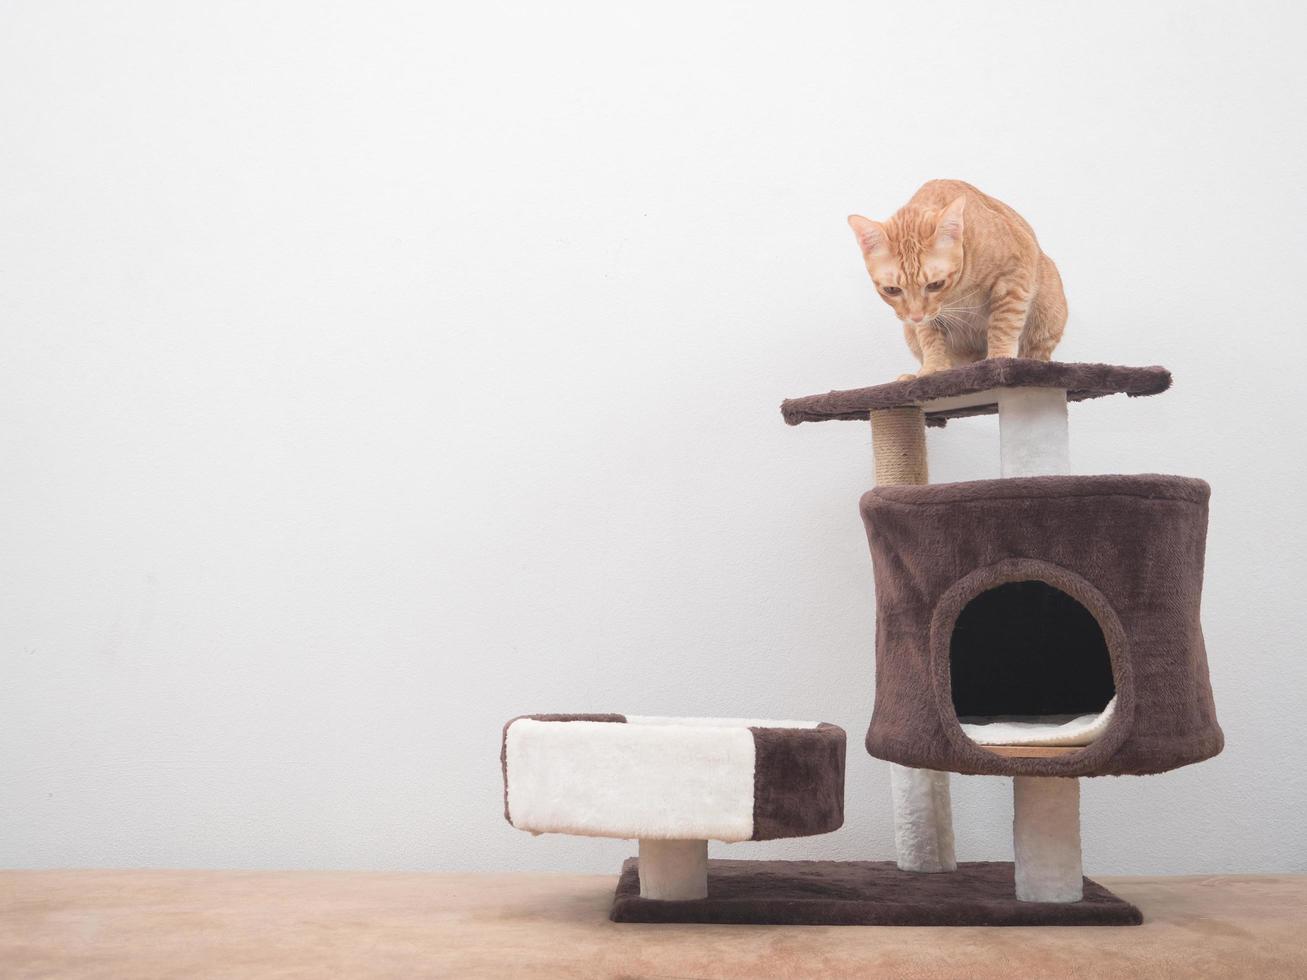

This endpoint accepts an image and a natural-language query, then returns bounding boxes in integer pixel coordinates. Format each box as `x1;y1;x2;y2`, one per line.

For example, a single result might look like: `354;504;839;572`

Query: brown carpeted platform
611;858;1141;926
4;869;1305;978
780;358;1171;426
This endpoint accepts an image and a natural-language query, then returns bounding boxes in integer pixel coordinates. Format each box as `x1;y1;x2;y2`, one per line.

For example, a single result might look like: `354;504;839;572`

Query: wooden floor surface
2;869;1305;978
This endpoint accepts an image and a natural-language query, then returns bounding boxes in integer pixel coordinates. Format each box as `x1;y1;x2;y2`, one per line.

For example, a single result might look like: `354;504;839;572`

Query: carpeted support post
998;386;1083;902
638;839;708;900
870;406;957;874
1013;776;1083;902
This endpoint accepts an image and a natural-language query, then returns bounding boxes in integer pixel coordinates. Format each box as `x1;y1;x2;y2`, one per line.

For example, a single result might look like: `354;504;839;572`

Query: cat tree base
610;859;1142;926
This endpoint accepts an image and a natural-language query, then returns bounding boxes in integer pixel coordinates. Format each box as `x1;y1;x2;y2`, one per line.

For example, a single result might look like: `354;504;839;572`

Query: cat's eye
925;280;945;292
881;285;902;296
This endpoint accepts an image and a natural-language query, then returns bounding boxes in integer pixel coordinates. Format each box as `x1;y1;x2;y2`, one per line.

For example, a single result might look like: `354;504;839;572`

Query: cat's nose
907;314;926;324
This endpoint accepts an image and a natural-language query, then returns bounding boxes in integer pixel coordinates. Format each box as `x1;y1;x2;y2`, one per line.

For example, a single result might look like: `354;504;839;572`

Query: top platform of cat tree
780;359;1171;428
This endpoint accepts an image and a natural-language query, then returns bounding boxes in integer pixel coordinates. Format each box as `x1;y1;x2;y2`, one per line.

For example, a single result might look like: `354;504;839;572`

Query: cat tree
783;357;1222;906
501;358;1222;925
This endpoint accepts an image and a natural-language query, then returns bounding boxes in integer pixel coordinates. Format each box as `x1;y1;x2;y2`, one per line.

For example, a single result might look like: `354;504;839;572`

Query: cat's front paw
903;364;942;381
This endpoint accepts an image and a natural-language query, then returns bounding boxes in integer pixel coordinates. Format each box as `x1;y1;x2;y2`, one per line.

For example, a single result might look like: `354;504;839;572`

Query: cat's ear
934;196;966;248
848;215;888;257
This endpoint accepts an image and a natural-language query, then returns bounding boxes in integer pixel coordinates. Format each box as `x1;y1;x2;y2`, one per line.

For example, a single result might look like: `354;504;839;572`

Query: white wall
3;0;1305;875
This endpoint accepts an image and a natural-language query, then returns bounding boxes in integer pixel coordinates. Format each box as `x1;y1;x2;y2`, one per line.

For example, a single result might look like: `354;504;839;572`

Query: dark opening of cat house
950;581;1115;720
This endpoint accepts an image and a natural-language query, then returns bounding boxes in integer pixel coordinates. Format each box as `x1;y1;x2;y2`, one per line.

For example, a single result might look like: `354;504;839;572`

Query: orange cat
848;180;1066;380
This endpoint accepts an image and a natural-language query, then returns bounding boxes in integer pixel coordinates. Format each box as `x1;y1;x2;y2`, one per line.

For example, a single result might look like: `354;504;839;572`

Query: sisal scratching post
870;406;956;874
870;406;929;485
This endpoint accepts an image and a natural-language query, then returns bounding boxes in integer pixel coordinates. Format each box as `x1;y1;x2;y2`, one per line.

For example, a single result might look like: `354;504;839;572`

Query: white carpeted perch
501;714;846;900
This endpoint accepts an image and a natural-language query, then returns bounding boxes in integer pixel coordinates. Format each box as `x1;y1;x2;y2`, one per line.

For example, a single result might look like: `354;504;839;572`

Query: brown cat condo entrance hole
950;580;1116;758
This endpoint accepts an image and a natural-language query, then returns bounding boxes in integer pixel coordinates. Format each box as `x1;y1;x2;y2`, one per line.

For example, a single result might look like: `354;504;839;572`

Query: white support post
1013;777;1083;902
638;839;708;900
870;406;957;874
998;387;1070;477
998;386;1082;901
890;764;957;873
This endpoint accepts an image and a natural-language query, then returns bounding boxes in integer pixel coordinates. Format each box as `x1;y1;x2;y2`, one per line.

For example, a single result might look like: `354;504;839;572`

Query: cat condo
500;357;1222;926
783;359;1219;774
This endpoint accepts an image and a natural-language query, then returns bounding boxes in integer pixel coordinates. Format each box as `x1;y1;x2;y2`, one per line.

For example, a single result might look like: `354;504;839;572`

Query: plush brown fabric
610;859;1141;925
748;722;845;841
861;474;1223;777
500;714;626;823
781;358;1171;427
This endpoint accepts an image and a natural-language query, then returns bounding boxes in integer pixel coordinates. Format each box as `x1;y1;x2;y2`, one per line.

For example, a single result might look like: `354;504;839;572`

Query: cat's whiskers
931;311;968;336
935;307;973;321
943;287;984;306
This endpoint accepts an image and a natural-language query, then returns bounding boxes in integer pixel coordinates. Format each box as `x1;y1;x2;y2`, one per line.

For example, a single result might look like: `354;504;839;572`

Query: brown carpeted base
611;858;1142;926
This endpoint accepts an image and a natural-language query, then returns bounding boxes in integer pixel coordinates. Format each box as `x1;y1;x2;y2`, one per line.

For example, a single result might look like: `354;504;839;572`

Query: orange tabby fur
848;180;1066;380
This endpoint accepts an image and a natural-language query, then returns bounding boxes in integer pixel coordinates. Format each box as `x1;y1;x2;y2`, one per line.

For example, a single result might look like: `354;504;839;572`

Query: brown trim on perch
780;358;1171;427
749;722;846;841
